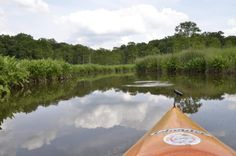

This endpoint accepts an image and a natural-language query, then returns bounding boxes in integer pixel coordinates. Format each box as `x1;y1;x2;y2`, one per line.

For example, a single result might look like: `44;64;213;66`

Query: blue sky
0;0;236;49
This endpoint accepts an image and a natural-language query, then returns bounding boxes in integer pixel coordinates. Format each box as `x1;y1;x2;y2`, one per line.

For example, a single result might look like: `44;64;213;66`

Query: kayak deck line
124;107;236;156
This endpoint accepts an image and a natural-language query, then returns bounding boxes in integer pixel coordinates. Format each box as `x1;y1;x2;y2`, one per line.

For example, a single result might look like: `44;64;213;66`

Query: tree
202;31;224;47
206;37;221;48
172;35;189;52
190;34;205;49
175;21;201;37
149;47;160;55
136;42;147;57
127;42;138;63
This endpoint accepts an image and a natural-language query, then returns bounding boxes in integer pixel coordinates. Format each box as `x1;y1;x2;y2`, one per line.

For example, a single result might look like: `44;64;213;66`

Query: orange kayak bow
124;107;236;156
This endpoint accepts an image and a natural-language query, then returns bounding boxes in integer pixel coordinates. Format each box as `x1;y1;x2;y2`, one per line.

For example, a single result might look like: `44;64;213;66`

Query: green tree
127;42;138;63
190;34;205;49
175;21;201;37
136;42;148;57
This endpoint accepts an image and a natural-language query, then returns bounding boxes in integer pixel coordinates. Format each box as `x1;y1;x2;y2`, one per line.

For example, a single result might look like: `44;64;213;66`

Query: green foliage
163;54;180;72
1;21;236;97
21;59;72;81
179;51;206;72
1;21;236;65
0;56;135;98
184;57;206;72
175;21;201;37
136;55;162;73
136;48;236;74
72;64;135;75
207;56;228;73
0;56;29;97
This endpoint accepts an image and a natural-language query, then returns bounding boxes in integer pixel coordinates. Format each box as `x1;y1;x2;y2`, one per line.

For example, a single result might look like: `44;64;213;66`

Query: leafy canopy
175;21;201;37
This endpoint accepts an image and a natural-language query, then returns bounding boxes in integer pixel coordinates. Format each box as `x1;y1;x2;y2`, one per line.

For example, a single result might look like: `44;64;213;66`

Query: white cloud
59;89;172;130
0;89;172;154
74;103;148;129
57;4;188;49
0;9;15;35
228;104;236;110
0;130;17;156
0;9;6;33
228;18;236;26
222;93;236;110
21;130;57;150
224;18;236;36
222;93;236;102
225;27;236;36
13;0;49;13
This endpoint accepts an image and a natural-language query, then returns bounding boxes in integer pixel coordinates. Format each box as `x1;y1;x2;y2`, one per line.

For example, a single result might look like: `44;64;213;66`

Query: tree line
0;21;236;65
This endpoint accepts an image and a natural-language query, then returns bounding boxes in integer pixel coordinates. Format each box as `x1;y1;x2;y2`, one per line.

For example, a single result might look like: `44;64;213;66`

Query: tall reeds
136;48;236;74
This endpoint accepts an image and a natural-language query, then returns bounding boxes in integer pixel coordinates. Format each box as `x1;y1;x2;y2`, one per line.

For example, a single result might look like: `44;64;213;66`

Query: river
0;73;236;156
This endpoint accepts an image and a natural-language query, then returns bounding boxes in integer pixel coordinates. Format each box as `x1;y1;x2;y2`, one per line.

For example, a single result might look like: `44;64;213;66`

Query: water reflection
178;97;202;114
0;74;236;156
0;89;173;156
21;130;57;150
125;80;173;87
58;90;172;130
0;74;135;129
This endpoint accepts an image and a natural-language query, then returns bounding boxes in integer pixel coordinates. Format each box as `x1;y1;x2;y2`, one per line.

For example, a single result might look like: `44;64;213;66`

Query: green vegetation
136;48;236;74
0;56;29;96
135;22;235;74
0;56;135;98
1;21;236;98
1;22;236;65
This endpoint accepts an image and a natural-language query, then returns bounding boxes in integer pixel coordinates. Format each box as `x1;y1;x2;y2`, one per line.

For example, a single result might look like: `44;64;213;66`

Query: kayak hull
124;107;236;156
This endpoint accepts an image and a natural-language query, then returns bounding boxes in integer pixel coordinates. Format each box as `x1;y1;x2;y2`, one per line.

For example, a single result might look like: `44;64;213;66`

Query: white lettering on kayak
150;128;211;137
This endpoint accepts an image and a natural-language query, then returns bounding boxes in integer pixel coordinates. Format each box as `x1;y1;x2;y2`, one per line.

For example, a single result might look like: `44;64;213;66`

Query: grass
136;47;236;74
0;56;135;98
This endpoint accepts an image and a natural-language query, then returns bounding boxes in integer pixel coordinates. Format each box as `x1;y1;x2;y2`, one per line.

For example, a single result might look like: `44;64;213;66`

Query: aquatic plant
0;56;135;98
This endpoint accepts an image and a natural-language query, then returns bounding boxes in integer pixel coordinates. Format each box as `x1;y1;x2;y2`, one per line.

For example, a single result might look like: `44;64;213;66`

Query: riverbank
0;56;135;98
136;48;236;74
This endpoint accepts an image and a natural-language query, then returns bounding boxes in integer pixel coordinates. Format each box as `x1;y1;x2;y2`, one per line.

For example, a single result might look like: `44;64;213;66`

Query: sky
0;0;236;49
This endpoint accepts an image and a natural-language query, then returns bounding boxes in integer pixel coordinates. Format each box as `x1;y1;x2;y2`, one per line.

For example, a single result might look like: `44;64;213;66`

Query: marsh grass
136;48;236;74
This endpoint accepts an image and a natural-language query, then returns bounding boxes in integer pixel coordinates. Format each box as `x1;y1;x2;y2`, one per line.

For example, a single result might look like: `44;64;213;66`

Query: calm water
0;74;236;156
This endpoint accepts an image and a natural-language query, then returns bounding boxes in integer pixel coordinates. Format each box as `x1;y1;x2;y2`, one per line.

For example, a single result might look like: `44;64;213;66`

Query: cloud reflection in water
59;89;172;130
0;89;173;155
2;89;235;155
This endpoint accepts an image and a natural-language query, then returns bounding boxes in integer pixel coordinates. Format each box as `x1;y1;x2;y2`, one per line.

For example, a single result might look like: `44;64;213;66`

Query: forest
1;21;236;65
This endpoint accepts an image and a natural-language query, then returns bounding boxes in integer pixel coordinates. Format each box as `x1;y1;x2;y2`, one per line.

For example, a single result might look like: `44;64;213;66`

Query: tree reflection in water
178;97;202;114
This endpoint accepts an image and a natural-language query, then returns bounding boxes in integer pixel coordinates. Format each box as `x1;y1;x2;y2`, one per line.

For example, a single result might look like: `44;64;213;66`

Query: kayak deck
124;107;236;156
